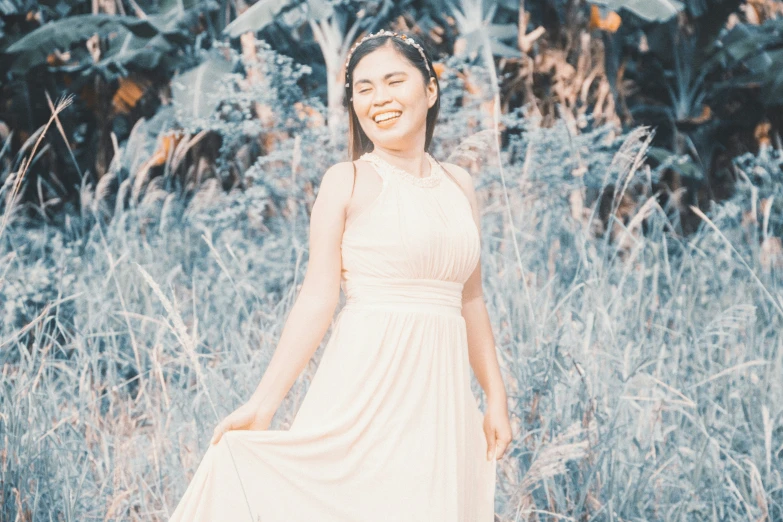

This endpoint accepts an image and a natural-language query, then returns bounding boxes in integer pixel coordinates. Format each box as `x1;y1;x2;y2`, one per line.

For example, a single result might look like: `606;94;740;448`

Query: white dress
168;151;496;521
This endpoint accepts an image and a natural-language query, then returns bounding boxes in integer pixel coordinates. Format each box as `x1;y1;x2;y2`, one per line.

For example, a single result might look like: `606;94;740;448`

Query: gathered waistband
341;276;464;316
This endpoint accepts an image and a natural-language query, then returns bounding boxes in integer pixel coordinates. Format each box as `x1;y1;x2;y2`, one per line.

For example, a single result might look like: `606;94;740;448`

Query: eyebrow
353;71;408;86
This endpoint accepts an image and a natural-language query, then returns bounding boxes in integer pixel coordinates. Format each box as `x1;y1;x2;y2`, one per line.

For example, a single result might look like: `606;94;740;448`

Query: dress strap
359;152;392;191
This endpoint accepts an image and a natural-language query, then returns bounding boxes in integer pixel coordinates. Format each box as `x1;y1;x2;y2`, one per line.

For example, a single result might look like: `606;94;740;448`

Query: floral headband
344;30;433;100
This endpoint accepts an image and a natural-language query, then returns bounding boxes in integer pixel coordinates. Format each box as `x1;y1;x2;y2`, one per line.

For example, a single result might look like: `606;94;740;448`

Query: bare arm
446;163;507;405
247;162;354;417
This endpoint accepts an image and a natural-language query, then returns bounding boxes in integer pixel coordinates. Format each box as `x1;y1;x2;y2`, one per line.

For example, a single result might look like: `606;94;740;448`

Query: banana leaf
1;15;160;77
171;54;234;120
460;26;523;59
708;18;783;106
222;0;295;38
33;25;189;89
589;0;684;23
146;0;219;33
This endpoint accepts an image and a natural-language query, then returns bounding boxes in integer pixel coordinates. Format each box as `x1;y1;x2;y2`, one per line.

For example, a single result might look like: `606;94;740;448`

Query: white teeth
374;112;401;123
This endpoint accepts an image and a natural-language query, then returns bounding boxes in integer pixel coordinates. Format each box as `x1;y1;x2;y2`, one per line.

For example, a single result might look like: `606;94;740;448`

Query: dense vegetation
1;0;782;520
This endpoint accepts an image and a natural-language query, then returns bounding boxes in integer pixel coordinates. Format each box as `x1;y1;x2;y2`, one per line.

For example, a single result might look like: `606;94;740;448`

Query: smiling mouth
373;111;402;124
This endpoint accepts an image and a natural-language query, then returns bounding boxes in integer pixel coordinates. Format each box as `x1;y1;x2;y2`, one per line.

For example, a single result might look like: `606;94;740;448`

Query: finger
486;436;495;461
495;440;506;459
496;437;511;459
211;422;225;444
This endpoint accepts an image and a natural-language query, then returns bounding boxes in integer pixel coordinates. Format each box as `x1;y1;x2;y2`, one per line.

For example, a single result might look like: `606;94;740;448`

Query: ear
426;77;438;108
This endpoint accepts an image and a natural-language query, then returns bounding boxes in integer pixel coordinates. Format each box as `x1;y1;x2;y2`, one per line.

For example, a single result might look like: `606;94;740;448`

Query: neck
371;148;430;178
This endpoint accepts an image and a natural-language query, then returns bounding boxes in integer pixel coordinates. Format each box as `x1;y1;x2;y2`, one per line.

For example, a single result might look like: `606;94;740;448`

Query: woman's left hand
483;396;512;461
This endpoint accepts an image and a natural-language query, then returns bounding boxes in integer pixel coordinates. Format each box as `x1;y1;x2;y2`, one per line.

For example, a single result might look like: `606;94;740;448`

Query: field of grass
1;90;782;521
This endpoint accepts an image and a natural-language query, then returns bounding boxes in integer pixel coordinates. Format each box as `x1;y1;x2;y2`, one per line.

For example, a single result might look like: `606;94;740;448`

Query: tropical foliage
1;0;782;230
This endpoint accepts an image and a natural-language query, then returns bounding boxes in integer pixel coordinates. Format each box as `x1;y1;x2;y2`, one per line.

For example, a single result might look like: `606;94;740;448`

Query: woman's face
350;43;437;151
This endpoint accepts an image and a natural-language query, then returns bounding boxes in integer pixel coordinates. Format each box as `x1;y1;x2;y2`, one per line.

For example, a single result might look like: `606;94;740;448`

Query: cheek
352;101;369;118
399;87;421;104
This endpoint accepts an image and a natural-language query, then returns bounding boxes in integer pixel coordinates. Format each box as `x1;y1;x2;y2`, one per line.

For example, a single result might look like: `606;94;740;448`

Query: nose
372;84;393;105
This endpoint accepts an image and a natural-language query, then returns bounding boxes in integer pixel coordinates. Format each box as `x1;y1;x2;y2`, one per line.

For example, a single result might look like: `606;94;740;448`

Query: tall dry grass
1;70;781;522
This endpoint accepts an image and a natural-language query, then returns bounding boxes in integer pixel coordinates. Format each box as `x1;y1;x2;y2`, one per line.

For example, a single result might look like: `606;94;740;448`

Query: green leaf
589;0;684;23
170;54;234;119
222;0;295;38
306;0;334;22
489;39;522;58
2;15;160;77
157;0;204;14
710;19;783;107
486;23;518;42
648;146;704;180
461;28;484;58
145;0;219;34
460;26;522;59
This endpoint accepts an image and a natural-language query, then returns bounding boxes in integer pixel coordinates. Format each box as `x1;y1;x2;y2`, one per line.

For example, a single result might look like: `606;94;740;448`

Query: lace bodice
359;151;443;188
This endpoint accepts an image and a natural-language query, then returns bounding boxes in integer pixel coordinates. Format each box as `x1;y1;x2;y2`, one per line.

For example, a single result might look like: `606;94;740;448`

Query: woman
168;29;512;522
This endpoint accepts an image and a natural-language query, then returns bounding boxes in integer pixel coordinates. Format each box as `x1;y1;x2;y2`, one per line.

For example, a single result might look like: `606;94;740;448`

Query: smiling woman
344;43;439;159
167;29;510;522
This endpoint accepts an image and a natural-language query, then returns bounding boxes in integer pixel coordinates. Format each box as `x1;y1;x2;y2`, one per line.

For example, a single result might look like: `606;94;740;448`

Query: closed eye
357;80;404;95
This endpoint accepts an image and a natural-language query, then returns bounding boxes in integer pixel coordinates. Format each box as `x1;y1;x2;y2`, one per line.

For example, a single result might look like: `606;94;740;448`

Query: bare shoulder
308;161;358;229
440;161;476;195
321;161;356;184
317;161;356;200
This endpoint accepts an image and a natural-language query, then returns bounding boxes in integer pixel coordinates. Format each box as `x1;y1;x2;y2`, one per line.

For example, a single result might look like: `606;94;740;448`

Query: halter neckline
360;151;443;188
